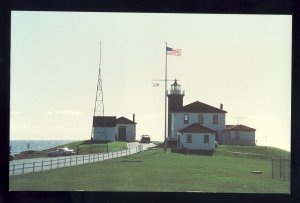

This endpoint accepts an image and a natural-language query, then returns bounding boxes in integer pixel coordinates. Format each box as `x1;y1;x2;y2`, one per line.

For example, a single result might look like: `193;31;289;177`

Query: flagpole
164;42;168;152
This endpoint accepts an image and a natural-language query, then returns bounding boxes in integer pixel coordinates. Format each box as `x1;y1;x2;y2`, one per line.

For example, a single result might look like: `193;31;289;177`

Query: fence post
271;157;273;179
98;153;99;161
33;162;35;173
13;164;15;176
103;153;104;160
64;158;66;167
89;154;90;163
22;162;25;174
279;157;282;179
282;158;285;180
51;160;52;170
76;156;78;165
41;161;44;171
57;159;59;168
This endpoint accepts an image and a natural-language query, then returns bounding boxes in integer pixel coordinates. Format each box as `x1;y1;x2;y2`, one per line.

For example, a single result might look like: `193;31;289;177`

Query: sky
10;12;292;151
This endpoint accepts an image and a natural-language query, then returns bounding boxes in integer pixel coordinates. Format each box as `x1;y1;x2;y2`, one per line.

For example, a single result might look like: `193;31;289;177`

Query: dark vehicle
140;135;150;143
48;147;75;157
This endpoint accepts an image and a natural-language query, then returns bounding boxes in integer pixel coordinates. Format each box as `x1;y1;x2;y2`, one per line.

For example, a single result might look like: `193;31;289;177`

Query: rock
251;170;262;174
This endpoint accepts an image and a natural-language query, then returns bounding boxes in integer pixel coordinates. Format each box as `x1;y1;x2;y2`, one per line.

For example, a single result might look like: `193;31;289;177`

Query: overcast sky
10;12;292;151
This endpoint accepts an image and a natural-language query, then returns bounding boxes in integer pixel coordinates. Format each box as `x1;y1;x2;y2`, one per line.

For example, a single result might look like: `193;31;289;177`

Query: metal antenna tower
93;42;105;117
91;42;105;140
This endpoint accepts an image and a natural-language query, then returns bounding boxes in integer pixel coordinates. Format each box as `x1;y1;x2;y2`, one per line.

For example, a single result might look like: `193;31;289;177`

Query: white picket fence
10;145;144;176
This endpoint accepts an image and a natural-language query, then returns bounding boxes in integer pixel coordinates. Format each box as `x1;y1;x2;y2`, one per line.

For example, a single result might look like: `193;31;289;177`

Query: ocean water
9;140;77;155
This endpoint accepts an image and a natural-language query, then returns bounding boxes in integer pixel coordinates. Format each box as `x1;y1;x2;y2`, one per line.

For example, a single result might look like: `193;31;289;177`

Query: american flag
166;47;182;56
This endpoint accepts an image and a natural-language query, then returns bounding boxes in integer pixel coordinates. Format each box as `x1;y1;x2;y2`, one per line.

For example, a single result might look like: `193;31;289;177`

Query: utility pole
164;42;168;152
152;78;180;151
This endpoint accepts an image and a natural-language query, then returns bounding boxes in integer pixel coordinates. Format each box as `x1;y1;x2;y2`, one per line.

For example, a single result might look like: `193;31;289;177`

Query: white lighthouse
167;79;185;144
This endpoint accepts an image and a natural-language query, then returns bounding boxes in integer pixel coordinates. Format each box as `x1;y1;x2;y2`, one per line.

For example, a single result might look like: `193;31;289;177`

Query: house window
235;132;240;140
204;135;209;143
198;114;203;124
184;114;189;124
186;134;192;143
213;115;218;124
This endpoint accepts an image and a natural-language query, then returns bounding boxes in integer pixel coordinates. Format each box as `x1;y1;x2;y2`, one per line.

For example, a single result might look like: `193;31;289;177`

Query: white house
92;116;116;141
166;79;256;150
170;101;226;142
220;125;256;146
177;123;216;151
92;115;137;142
116;116;137;142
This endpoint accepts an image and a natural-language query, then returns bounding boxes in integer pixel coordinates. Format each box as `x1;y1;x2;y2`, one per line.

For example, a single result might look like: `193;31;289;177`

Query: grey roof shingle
179;123;216;133
225;124;256;131
93;116;116;127
178;101;227;113
117;116;136;124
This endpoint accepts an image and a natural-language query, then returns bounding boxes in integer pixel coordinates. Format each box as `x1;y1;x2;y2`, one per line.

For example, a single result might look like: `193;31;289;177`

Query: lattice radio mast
91;42;105;140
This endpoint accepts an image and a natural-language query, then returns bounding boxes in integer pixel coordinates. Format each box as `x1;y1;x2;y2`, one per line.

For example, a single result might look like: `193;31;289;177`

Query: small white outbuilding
92;116;116;141
177;123;216;151
116;116;137;142
221;124;256;146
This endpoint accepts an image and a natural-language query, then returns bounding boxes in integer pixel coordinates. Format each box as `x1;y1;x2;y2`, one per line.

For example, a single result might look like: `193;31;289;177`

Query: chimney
133;113;135;122
220;103;223;110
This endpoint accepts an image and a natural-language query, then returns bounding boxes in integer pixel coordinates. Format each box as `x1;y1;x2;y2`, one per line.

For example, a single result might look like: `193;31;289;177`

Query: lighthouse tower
167;79;184;138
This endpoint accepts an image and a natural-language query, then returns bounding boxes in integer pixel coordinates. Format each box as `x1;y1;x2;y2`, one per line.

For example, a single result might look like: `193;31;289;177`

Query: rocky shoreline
13;147;58;160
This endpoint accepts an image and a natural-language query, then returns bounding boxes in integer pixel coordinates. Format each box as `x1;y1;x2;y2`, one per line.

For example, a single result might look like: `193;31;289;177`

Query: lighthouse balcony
169;90;185;95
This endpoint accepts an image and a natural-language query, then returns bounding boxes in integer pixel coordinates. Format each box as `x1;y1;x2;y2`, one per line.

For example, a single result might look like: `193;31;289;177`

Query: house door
118;127;126;141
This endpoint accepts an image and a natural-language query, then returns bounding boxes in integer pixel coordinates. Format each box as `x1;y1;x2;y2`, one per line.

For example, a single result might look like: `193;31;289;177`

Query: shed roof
179;101;227;113
179;123;216;134
93;116;116;127
225;124;256;132
117;116;136;124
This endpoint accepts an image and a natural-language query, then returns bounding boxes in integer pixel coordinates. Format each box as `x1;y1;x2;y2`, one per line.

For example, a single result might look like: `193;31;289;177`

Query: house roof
93;116;116;127
225;124;256;132
178;101;227;113
117;116;136;124
179;123;216;134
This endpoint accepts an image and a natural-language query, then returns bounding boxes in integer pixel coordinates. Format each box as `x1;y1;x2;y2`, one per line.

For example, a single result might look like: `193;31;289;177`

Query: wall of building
221;131;255;146
171;113;225;138
178;132;215;150
116;124;136;142
93;127;116;141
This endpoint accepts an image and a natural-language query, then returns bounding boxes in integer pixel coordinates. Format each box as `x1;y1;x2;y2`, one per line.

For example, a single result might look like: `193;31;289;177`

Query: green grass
75;141;128;155
216;145;290;156
9;145;290;192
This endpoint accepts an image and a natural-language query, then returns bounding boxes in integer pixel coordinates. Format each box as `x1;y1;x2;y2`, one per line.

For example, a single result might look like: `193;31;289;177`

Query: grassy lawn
9;146;290;192
75;141;128;155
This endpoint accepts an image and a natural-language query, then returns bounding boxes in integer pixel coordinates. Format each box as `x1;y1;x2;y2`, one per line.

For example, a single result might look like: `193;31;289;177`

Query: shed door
118;127;126;141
